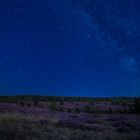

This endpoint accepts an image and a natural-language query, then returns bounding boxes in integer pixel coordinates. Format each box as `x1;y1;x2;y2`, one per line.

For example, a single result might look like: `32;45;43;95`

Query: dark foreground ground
0;96;140;140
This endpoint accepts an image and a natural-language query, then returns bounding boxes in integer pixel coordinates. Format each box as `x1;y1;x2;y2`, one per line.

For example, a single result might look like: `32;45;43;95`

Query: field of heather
0;96;140;140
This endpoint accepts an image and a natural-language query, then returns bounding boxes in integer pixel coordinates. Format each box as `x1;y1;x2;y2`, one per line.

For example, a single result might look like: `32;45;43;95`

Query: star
0;0;139;96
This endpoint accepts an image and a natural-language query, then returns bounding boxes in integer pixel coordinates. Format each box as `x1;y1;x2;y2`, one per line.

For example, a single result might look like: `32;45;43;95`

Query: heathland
0;96;140;140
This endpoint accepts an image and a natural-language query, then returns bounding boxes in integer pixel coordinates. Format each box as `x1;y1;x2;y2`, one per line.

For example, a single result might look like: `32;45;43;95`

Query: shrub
119;109;128;114
60;101;64;106
116;126;131;133
74;108;81;113
108;108;112;114
33;100;39;106
49;101;57;112
134;98;140;114
27;103;31;107
59;106;64;112
67;109;72;113
0;114;43;140
19;101;25;107
83;105;92;113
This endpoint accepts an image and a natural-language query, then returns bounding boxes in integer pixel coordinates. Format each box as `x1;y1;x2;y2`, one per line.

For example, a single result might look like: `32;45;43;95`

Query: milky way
0;0;140;96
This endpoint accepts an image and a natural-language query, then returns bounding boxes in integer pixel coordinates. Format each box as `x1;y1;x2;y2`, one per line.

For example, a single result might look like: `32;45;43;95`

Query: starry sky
0;0;140;97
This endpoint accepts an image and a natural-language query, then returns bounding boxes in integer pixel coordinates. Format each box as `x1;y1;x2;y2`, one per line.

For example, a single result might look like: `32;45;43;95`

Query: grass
0;112;139;140
0;96;139;140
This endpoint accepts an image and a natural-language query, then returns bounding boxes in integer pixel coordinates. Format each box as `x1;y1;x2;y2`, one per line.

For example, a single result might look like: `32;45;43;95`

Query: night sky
0;0;140;97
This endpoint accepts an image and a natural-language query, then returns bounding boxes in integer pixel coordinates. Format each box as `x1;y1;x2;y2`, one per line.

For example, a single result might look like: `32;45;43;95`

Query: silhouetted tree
134;98;140;114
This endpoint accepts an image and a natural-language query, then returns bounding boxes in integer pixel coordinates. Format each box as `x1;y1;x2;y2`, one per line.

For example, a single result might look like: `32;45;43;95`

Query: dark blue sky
0;0;140;96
